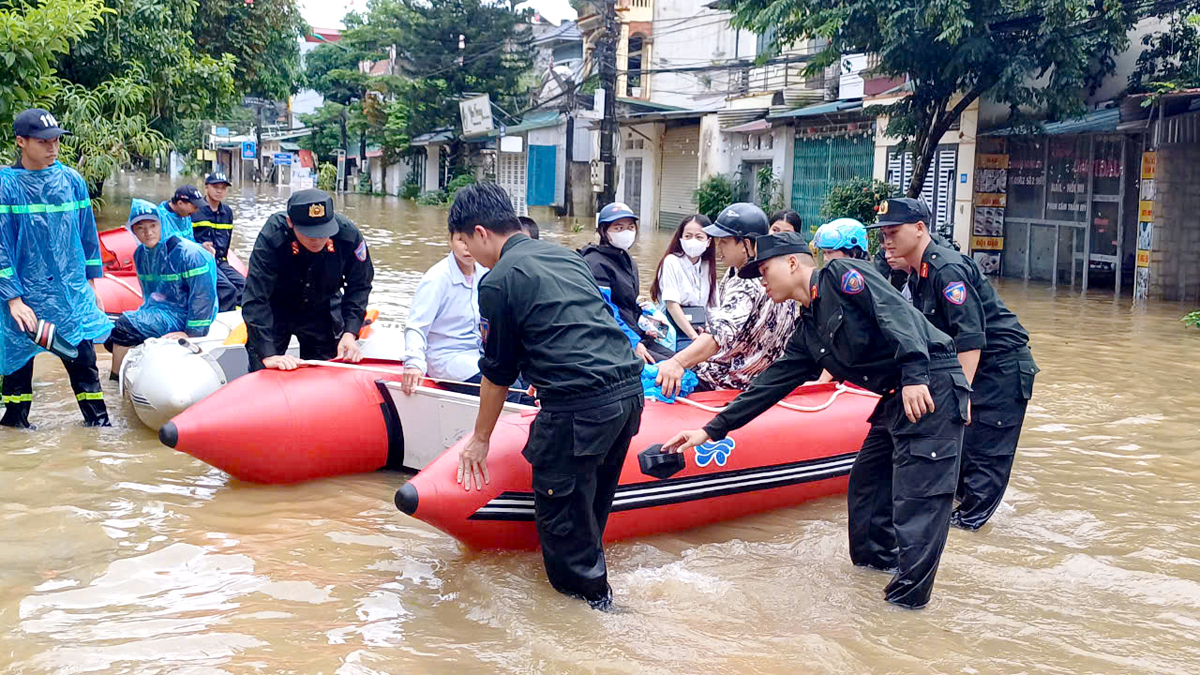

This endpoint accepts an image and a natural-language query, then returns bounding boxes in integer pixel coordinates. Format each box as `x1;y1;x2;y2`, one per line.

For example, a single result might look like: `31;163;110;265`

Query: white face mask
609;229;636;250
680;239;708;259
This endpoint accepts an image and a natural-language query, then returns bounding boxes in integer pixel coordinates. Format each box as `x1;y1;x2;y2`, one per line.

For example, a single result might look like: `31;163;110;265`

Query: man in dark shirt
664;232;969;609
193;172;244;311
241;189;373;371
450;182;644;610
878;197;1039;531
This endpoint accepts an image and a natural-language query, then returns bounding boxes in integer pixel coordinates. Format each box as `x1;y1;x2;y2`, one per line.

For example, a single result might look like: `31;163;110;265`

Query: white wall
423;143;442;192
649;0;755;109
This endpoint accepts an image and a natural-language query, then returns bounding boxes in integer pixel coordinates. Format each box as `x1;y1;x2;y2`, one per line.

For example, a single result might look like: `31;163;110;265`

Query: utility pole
255;102;264;183
597;0;618;209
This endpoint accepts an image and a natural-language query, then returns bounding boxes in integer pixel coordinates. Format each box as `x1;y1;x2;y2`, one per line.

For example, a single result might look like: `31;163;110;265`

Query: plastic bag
641;362;698;403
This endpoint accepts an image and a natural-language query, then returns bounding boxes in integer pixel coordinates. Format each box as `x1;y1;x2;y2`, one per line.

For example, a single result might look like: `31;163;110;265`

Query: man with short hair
517;215;539;240
654;202;798;397
878;197;1038;531
450;182;643;610
0;108;112;427
158;185;202;242
242;189;374;371
104;199;218;377
193;172;244;310
665;231;968;609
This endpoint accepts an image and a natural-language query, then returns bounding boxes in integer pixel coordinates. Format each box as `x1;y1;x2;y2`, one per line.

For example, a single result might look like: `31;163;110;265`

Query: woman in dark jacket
580;202;674;363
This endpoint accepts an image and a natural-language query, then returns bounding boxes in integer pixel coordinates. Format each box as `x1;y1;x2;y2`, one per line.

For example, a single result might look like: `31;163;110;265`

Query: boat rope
673;383;880;414
104;273;143;299
297;360;531;395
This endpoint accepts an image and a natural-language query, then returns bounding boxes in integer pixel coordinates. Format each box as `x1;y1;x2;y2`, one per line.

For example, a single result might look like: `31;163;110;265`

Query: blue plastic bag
641;363;698;403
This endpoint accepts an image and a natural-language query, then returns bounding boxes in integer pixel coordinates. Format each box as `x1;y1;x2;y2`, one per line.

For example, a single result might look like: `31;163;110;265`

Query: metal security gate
791;134;875;234
658;125;700;230
624;157;643;216
887;146;958;240
497;149;528;216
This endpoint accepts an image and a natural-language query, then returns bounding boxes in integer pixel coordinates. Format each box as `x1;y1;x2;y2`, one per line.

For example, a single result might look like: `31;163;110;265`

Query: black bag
680;305;707;328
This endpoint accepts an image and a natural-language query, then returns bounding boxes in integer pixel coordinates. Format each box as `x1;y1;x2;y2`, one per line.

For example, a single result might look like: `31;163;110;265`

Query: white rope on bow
673;382;880;414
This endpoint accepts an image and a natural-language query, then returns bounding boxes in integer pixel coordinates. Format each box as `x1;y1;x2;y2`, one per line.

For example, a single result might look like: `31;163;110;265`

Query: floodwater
2;173;1199;674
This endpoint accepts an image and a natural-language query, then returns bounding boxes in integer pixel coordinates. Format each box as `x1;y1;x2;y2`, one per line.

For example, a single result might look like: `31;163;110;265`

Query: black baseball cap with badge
172;185;203;203
287;188;339;238
738;231;813;279
869;197;932;229
205;172;231;186
13;108;71;139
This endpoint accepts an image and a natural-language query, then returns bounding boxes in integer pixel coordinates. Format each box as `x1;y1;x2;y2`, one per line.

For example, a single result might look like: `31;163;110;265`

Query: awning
722;119;771;134
462;110;562;143
280;142;301;151
768;99;862;120
412;129;454;146
984;108;1120;136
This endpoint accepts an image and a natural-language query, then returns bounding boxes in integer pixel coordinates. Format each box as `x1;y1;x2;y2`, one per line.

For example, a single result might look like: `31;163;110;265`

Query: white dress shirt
403;253;486;381
657;252;715;308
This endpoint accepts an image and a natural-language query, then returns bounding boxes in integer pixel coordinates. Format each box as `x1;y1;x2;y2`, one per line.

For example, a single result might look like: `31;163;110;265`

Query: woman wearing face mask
580;202;675;363
650;214;718;351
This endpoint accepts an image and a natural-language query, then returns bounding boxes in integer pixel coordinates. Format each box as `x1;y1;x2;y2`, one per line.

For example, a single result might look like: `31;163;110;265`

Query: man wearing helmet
655;203;798;397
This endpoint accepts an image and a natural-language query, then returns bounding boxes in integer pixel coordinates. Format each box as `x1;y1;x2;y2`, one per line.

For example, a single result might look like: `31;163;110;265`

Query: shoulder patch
479;318;489;345
840;268;865;295
355;240;368;262
943;281;967;305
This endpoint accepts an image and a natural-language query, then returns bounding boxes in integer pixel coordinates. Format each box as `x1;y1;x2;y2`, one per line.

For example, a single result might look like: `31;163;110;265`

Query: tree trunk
906;125;941;199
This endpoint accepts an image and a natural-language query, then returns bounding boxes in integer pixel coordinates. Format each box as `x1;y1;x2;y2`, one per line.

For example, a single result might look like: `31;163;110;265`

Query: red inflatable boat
93;228;247;314
394;383;879;551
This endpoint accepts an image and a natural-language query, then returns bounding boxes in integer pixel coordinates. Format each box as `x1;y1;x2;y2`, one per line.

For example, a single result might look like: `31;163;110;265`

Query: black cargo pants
847;359;968;609
246;316;338;372
953;347;1038;531
521;394;644;606
1;341;109;428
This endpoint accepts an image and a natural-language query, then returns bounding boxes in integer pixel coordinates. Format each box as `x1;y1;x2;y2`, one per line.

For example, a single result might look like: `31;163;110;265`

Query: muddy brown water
2;173;1199;673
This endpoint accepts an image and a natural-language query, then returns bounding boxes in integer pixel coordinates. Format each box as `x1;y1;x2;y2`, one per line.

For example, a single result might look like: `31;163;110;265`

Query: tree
300;102;349;162
193;0;309;102
730;0;1136;198
1129;7;1200;94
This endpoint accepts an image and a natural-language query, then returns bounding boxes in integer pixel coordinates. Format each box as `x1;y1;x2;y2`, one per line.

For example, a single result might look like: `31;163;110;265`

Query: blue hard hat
598;202;638;226
814;217;868;252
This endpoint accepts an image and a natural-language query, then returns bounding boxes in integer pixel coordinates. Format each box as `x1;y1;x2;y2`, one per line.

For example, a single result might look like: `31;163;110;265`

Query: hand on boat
262;355;302;370
901;384;935;423
162;331;187;341
457;434;491;491
662;429;709;454
401;366;424;395
656;356;686;398
337;333;363;363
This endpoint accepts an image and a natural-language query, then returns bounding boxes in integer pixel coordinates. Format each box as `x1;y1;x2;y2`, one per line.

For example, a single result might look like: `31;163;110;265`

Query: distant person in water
518;216;540;240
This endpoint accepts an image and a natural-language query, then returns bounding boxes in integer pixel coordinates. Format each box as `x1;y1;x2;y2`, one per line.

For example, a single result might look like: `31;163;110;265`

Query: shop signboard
972;152;1009;275
1134;151;1156;303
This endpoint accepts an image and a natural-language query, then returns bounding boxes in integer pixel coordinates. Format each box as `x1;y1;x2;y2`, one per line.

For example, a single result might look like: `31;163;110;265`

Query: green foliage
1130;10;1200;95
821;176;898;226
317;162;337;191
300;102;349;162
193;0;308;101
401;179;421;200
416;189;447;205
731;0;1136;198
0;0;110;123
413;173;476;207
694;174;740;220
754;165;786;213
357;170;373;194
1184;310;1200;328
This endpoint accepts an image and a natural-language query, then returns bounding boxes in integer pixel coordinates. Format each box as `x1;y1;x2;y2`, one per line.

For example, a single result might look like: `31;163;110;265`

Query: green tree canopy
1129;7;1200;94
193;0;309;101
730;0;1136;198
0;0;109;121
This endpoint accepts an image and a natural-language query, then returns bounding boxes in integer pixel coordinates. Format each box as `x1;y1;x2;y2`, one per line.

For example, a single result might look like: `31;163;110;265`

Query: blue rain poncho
0;162;112;375
157;200;195;242
124;207;218;338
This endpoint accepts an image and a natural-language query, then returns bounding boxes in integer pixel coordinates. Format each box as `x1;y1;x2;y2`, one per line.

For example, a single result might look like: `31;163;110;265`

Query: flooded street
2;173;1199;674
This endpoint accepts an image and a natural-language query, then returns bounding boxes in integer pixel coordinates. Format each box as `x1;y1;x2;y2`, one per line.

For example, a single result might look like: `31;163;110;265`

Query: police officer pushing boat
242;189;374;371
664;231;969;609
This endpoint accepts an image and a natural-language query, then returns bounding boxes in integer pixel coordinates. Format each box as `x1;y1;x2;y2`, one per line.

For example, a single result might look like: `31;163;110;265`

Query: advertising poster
971;153;1009;275
1134;151;1156;304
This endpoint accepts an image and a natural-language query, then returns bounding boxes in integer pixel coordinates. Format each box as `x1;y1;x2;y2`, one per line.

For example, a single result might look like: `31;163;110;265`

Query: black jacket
703;258;957;440
192;200;234;261
579;243;648;345
242;212;374;358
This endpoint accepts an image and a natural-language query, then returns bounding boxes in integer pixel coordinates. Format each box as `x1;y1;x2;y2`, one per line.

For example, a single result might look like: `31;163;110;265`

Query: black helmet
703;202;770;239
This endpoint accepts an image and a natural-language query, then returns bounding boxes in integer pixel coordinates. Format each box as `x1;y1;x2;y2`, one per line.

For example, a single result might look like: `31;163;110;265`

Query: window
627;34;644;92
757;26;777;57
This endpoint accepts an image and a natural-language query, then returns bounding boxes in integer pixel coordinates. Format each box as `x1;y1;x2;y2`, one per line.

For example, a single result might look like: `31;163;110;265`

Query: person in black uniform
877;198;1039;531
242;189;374;371
449;183;644;611
663;232;969;609
193;172;244;311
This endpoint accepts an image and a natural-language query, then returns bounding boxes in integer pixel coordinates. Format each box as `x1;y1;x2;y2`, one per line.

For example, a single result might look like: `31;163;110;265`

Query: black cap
205;172;230;186
738;232;813;279
704;202;770;239
13;108;71;139
870;197;931;229
287;188;338;238
173;185;203;203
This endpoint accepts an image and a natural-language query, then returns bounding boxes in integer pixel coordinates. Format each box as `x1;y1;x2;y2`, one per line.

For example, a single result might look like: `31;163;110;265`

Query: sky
300;0;578;30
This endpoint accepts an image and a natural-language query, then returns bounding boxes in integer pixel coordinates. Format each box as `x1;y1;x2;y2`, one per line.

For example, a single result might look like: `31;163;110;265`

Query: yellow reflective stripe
138;273;182;282
0;199;91;214
2;394;33;403
85;259;101;266
181;266;210;279
75;391;104;401
0;267;13;278
186;318;213;328
192;220;233;230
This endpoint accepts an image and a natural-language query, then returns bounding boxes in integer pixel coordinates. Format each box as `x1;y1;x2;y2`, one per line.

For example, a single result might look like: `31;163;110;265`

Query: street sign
273;152;292;166
215;127;230;136
241;141;256;160
459;94;493;136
